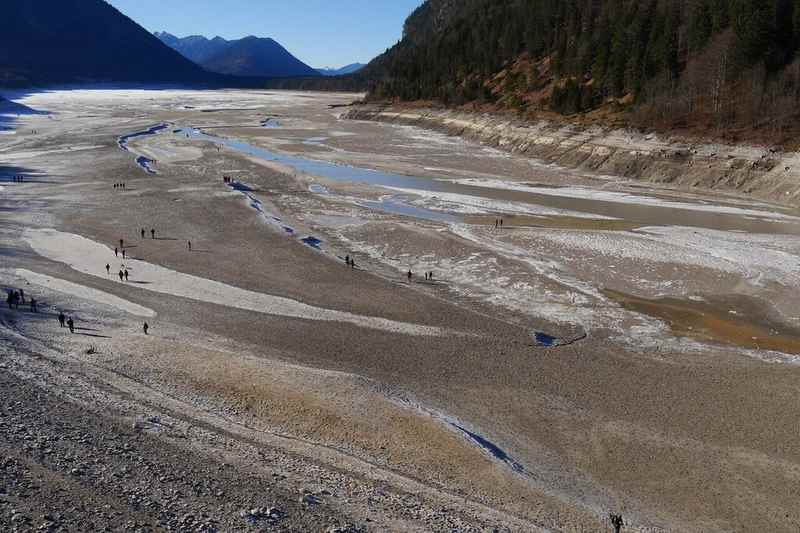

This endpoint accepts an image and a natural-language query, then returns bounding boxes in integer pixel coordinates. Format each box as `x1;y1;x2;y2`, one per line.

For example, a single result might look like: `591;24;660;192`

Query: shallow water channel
178;127;800;234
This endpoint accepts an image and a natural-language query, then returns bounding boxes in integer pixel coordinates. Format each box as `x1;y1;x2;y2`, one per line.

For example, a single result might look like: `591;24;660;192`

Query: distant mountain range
155;32;319;79
0;0;213;86
316;64;366;77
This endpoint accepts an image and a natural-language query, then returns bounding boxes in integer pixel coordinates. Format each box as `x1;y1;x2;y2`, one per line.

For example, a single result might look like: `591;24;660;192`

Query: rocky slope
345;104;800;205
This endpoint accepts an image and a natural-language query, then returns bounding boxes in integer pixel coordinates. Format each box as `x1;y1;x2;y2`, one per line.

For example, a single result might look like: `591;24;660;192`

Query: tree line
363;0;800;141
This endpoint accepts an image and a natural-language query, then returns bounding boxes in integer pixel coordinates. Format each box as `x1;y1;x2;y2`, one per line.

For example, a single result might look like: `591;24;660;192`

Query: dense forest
362;0;800;140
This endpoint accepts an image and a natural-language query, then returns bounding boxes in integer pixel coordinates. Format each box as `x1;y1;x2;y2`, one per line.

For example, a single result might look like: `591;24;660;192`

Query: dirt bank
345;105;800;206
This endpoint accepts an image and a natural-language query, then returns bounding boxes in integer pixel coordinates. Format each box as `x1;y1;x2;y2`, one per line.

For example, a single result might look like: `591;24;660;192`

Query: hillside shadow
0;164;51;184
0;97;50;134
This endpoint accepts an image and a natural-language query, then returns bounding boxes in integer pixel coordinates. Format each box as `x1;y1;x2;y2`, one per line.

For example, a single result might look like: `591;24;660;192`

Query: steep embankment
346;104;800;205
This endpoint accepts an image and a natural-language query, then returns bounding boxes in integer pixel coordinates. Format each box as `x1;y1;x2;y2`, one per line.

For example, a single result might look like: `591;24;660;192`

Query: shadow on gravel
1;305;113;340
0;242;41;263
0;163;48;184
0;97;49;134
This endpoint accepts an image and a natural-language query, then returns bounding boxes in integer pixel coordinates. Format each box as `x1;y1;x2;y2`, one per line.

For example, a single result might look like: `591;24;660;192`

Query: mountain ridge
156;32;319;78
316;63;366;76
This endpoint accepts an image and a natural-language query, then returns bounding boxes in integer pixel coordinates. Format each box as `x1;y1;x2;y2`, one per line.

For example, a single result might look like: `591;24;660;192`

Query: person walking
58;312;66;328
345;255;350;266
67;318;75;334
122;249;126;260
30;298;37;313
151;229;155;239
124;270;129;281
114;247;119;257
118;270;124;282
6;291;13;309
120;238;124;249
141;228;145;238
106;263;110;275
188;241;192;251
143;322;149;335
407;269;413;283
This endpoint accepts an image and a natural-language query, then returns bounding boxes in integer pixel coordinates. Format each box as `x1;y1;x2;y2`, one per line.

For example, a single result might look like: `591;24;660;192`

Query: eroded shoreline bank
345;104;800;207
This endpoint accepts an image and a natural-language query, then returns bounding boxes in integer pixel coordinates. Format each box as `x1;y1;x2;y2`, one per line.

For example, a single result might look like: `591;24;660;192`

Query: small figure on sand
407;269;413;283
345;255;350;266
495;219;499;229
500;219;504;228
143;322;149;335
67;318;75;334
610;513;624;533
429;271;434;281
151;229;155;239
122;249;126;259
118;270;124;282
119;238;124;249
114;247;119;257
124;270;129;281
106;263;110;274
29;298;37;313
141;228;145;238
58;312;66;328
188;240;192;251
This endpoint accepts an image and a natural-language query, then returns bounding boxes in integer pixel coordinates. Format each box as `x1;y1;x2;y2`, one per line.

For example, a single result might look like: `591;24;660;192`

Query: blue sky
107;0;423;68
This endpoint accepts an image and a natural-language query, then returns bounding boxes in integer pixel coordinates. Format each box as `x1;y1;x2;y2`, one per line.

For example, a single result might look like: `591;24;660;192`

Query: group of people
494;218;505;229
10;175;24;182
113;183;126;190
406;270;437;283
57;311;75;333
113;267;130;282
344;255;356;269
223;176;233;184
109;237;153;336
5;288;37;312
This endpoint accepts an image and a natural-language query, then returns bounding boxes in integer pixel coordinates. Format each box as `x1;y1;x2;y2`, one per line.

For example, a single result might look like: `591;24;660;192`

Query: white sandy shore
24;229;445;336
450;178;800;221
383;186;619;219
7;268;156;317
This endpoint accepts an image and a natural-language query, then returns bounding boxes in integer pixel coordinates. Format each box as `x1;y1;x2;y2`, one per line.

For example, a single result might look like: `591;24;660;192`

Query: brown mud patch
606;289;800;355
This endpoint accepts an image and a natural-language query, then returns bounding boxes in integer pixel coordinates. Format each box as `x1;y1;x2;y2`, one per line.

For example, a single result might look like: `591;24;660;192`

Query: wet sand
2;88;800;531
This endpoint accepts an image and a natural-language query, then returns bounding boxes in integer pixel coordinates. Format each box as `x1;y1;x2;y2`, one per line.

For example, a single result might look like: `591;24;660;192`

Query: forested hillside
0;0;213;86
363;0;800;141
